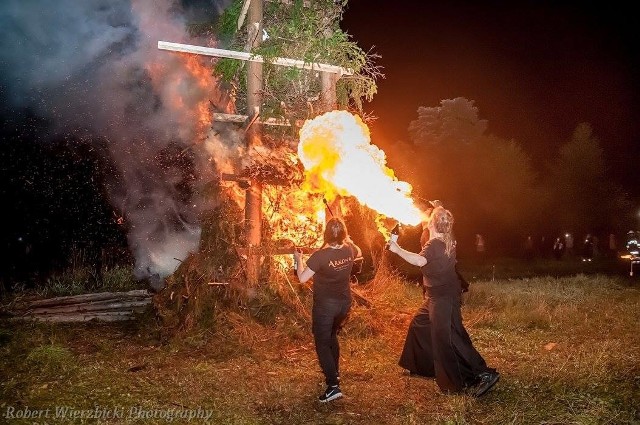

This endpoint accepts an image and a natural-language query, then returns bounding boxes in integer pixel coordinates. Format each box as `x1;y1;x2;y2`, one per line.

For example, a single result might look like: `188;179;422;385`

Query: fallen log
25;289;150;308
26;299;152;315
5;290;153;323
21;311;138;323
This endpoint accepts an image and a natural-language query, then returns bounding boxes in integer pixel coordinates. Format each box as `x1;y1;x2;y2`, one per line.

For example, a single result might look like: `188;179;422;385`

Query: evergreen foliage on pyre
214;0;381;130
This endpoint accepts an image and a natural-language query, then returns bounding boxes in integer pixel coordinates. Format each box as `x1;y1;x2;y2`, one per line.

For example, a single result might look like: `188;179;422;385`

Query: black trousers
312;297;351;386
399;294;490;392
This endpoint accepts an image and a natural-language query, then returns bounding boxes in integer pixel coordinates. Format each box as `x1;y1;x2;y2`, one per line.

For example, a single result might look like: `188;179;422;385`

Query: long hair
324;217;347;246
429;206;456;257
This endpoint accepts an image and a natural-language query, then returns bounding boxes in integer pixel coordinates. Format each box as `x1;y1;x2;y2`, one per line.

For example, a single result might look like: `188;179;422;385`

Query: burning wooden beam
158;41;353;76
236;246;316;256
220;172;250;184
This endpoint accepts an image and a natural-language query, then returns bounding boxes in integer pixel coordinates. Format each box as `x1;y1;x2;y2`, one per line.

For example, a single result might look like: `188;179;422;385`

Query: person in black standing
552;236;566;260
387;203;499;397
294;217;362;403
582;234;595;262
626;230;640;256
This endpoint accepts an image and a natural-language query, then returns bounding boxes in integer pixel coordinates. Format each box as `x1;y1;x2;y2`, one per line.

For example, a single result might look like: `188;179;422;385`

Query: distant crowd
472;231;640;262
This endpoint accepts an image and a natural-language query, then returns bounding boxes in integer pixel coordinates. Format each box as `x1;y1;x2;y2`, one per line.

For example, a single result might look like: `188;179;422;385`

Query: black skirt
399;292;490;392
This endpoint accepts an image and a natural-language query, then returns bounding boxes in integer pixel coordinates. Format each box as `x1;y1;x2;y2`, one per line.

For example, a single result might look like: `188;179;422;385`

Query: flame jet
298;110;425;227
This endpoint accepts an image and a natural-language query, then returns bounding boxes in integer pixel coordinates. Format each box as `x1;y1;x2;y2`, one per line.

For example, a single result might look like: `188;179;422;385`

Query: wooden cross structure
158;0;351;284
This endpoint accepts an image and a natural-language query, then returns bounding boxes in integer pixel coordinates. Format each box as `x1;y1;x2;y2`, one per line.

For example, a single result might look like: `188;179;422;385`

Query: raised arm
387;240;427;267
346;236;363;259
293;249;315;283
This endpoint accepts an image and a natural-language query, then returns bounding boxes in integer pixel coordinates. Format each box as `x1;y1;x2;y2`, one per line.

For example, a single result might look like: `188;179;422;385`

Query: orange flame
298;111;425;232
260;184;327;272
263;185;326;248
184;54;217;134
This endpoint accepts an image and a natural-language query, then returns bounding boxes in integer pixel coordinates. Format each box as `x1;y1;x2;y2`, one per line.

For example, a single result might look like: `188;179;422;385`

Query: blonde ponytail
431;206;456;257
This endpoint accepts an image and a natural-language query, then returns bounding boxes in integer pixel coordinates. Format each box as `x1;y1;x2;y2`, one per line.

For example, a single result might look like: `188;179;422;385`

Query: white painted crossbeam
212;112;302;127
158;41;353;76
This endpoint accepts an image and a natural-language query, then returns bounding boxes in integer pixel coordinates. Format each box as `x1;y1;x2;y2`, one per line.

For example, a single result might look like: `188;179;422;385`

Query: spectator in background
539;236;550;258
552;237;565;260
475;234;486;261
626;231;639;257
565;233;574;256
582;234;594;262
524;236;535;260
608;233;617;257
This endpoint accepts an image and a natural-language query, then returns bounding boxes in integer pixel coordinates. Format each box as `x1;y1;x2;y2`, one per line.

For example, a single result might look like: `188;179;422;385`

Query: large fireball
298;110;424;226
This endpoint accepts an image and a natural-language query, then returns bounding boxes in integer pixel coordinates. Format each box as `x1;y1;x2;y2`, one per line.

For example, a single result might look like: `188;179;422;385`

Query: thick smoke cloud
0;0;231;279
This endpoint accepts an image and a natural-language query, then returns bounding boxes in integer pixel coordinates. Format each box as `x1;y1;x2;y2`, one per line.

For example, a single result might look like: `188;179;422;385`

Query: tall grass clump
25;344;76;374
36;265;140;297
40;268;95;297
342;263;419;339
97;265;139;292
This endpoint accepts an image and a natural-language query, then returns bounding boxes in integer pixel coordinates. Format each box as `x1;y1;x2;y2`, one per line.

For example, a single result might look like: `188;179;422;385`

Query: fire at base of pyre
155;109;430;333
151;145;314;333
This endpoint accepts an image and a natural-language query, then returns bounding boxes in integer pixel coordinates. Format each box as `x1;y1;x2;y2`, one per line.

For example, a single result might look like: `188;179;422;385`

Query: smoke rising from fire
0;0;232;279
298;111;425;227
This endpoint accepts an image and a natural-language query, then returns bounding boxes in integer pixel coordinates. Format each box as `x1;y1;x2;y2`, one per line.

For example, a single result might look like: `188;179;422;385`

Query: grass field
1;260;639;424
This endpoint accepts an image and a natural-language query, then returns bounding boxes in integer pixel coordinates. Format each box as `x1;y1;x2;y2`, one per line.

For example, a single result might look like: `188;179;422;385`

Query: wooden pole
245;0;264;286
320;71;342;220
212;112;299;126
320;72;338;112
237;0;251;30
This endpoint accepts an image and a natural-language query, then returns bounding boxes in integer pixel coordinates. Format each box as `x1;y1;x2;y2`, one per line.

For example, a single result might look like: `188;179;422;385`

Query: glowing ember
298;110;425;230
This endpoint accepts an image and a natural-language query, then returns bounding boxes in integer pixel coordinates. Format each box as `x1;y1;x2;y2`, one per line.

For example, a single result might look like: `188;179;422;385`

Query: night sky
341;0;640;196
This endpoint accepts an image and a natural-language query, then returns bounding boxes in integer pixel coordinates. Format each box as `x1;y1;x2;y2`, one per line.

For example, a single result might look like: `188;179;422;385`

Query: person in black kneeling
294;217;362;403
387;203;499;397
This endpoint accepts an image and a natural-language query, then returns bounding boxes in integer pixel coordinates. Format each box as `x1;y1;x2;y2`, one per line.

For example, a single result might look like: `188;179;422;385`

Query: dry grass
1;270;639;424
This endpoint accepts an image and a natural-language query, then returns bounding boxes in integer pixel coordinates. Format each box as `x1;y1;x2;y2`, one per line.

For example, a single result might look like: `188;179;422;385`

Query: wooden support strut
237;0;252;30
243;107;260;132
219;172;251;189
234;245;372;308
